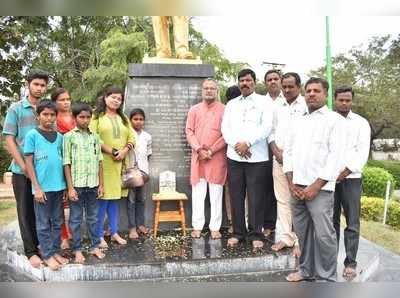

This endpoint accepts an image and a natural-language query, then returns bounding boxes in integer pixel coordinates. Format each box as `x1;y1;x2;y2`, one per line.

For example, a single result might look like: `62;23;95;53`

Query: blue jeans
69;187;100;252
33;190;64;260
127;186;145;228
97;199;119;237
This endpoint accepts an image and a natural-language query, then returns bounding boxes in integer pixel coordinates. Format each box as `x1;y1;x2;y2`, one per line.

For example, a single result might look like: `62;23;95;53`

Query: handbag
121;151;149;188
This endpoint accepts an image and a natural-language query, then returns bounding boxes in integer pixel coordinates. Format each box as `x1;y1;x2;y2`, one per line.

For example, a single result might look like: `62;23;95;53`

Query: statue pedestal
118;63;215;231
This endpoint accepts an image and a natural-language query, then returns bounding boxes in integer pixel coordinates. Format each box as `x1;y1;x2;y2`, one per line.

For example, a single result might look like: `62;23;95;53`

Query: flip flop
286;271;309;282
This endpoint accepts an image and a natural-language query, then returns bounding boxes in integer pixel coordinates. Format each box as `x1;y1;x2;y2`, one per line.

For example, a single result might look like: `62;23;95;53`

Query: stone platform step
6;230;296;282
0;183;14;199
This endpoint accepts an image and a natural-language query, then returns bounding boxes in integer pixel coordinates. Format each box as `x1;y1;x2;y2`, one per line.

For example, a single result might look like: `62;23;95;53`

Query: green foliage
361;196;400;230
83;29;147;103
309;34;400;140
0;141;12;180
362;166;396;198
367;159;400;187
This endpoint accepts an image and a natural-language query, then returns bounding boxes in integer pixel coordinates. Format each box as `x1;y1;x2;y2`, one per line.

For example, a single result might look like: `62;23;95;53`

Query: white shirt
283;105;346;191
221;92;273;163
268;95;308;151
340;111;371;179
265;91;285;104
129;130;152;174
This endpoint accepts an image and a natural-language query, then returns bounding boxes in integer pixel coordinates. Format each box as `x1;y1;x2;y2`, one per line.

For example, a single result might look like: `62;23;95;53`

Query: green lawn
0;199;17;226
359;219;400;255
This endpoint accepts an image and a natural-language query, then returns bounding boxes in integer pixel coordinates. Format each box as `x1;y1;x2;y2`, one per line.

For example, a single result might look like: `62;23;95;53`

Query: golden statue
152;16;193;59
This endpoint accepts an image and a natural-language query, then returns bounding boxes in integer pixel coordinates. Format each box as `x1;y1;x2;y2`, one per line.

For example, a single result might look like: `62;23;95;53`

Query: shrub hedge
0;141;12;181
361;196;400;230
367;159;400;187
362;166;396;198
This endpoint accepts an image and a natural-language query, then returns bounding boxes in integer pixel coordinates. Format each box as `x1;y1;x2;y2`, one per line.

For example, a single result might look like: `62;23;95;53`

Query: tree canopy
310;34;400;140
0;16;244;104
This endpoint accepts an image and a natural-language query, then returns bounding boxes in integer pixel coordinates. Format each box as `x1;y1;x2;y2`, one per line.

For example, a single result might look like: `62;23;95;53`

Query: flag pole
325;16;333;110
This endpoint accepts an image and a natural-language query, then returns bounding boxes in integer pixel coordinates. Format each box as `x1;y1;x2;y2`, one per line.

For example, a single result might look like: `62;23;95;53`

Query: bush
362;166;396;198
0;140;12;181
367;159;400;187
361;196;400;230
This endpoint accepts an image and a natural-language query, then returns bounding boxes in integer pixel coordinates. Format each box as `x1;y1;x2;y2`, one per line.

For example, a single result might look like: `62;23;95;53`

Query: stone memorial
120;62;215;229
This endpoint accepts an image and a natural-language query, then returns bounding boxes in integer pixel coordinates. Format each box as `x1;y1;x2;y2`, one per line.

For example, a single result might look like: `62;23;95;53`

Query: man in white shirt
221;69;273;249
283;77;346;282
263;70;283;237
333;85;371;280
268;72;307;256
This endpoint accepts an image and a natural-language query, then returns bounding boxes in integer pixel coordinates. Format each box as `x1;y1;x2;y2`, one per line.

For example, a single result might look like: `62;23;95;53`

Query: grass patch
360;219;400;255
0;200;17;226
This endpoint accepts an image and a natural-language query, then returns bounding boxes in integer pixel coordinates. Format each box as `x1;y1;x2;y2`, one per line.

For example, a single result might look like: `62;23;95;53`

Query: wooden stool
152;192;188;238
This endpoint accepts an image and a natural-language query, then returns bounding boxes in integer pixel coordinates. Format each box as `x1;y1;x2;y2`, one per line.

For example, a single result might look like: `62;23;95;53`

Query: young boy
63;102;105;263
127;109;152;239
24;100;69;271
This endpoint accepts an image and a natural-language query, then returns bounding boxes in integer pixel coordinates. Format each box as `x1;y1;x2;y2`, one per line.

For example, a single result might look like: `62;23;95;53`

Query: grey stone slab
123;63;219;230
128;63;214;78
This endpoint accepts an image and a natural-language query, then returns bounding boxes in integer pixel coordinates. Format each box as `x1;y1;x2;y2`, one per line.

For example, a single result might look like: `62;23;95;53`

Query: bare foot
111;233;127;245
343;267;357;280
99;238;109;249
44;256;60;271
191;229;201;238
74;251;85;264
271;240;290;252
28;255;42;268
292;245;301;258
129;228;139;239
138;225;148;235
89;248;106;259
227;237;239;247
286;271;310;282
252;240;264;249
61;239;70;250
54;253;69;265
211;230;222;239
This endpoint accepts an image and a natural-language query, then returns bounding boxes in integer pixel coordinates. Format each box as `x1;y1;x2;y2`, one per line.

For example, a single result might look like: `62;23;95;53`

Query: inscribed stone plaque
121;63;215;229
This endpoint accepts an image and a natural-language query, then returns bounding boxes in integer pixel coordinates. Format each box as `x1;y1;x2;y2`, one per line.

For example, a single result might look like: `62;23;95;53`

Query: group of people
3;70;152;270
3;67;370;282
186;69;370;282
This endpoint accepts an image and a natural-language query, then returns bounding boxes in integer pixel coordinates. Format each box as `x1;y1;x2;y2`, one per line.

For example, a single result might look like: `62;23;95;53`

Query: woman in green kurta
90;86;135;248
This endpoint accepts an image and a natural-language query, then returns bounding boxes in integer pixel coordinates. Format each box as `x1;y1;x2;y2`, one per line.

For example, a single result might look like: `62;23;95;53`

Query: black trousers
333;178;362;268
227;158;270;241
263;149;277;230
12;173;39;258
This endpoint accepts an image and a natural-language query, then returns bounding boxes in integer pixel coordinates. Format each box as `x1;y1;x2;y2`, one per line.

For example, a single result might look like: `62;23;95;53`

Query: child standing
127;109;152;239
63;103;105;264
24;100;69;271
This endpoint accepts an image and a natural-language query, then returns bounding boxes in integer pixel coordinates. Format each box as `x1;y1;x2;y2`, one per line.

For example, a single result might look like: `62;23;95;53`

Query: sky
191;16;400;83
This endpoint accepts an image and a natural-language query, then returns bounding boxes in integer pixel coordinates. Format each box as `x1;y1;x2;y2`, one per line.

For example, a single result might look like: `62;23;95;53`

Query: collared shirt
265;91;285;104
283;105;346;191
2;97;38;174
129;129;152;175
340;110;371;179
63;127;103;188
221;92;273;163
268;95;308;151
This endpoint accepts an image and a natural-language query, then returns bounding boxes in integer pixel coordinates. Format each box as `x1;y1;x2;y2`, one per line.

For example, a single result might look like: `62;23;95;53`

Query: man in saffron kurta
185;78;227;239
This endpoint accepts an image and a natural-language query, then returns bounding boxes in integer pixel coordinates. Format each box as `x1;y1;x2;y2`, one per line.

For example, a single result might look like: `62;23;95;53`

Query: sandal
271;240;291;252
286;271;309;282
227;237;239;247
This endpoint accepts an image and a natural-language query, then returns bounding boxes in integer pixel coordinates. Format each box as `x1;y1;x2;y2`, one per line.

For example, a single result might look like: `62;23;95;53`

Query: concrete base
5;230;295;281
